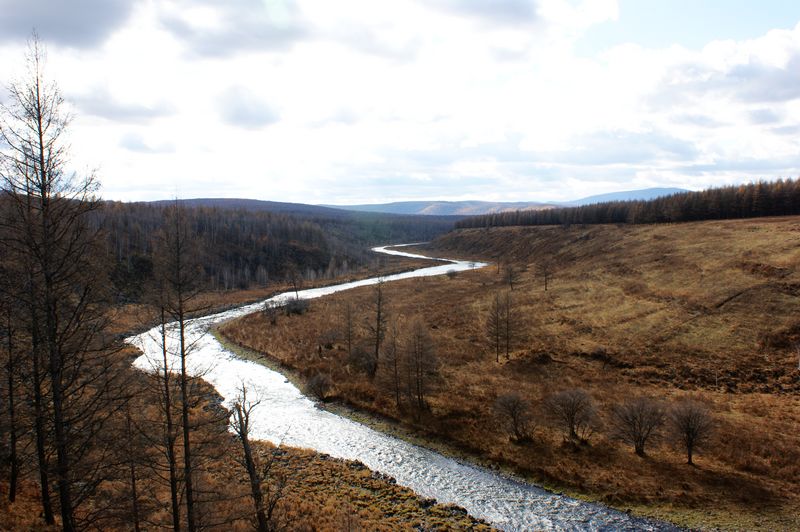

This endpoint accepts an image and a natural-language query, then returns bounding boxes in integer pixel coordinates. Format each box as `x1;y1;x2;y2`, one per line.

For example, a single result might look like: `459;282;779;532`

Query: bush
285;297;309;316
347;345;377;377
544;388;598;443
263;301;279;325
610;397;665;456
494;393;535;443
307;373;332;401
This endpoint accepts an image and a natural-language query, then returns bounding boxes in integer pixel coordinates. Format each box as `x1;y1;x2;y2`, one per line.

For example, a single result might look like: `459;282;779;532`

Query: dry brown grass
221;216;800;531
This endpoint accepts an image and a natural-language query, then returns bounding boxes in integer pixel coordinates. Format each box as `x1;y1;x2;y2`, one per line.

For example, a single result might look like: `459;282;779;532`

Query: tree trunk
235;404;268;532
5;311;18;503
161;307;181;532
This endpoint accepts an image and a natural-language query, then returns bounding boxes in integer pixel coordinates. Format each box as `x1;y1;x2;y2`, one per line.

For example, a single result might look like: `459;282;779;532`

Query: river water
128;245;677;531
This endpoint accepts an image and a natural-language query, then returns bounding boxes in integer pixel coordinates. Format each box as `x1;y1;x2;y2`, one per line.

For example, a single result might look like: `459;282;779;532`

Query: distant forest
99;201;457;301
456;179;800;229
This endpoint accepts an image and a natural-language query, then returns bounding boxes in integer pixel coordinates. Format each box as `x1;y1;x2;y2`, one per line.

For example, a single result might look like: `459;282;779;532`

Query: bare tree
544;389;597;442
669;400;714;465
405;318;437;413
230;384;289;532
485;294;503;363
494;393;534;442
536;259;554;291
231;385;269;532
156;202;206;532
0;280;21;502
486;292;522;362
503;263;520;289
382;319;403;408
1;34;129;529
284;262;302;299
365;279;387;377
610;397;665;456
340;301;355;358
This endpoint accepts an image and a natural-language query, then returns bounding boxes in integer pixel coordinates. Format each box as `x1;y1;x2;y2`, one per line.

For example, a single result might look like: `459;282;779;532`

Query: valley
220;216;800;531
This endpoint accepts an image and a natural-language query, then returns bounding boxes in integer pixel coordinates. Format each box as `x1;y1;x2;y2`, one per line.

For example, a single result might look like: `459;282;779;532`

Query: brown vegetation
220;217;800;530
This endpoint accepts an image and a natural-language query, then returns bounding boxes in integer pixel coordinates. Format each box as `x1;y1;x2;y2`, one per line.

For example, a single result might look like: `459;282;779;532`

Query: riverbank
218;229;800;531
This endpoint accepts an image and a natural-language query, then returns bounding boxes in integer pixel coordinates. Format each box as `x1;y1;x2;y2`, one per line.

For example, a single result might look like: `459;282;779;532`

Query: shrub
610;397;665;456
494;393;535;443
285;297;309;316
307;373;332;401
544;388;598;443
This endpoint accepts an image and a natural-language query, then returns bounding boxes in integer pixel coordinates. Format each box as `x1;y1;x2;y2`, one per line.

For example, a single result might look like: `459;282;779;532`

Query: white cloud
1;1;799;203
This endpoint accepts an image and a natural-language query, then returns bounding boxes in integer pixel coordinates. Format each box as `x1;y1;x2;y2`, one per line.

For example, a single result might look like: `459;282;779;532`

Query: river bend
128;245;677;532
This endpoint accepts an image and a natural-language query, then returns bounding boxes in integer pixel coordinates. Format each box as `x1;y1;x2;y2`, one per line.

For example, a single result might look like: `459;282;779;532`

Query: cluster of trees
495;389;715;465
457;179;800;229
309;282;440;417
0;38;289;530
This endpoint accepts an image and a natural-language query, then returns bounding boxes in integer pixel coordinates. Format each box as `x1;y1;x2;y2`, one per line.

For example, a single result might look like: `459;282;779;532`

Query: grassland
220;216;800;531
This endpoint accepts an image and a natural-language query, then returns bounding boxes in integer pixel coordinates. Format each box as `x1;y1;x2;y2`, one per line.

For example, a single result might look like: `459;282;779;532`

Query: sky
1;0;799;204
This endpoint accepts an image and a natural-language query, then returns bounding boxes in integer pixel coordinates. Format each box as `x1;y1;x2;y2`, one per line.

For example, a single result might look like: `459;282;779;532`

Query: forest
100;200;456;301
456;178;800;228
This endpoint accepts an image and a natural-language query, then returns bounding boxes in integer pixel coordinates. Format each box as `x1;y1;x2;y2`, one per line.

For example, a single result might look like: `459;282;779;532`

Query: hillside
324;200;557;215
220;216;800;531
322;188;688;215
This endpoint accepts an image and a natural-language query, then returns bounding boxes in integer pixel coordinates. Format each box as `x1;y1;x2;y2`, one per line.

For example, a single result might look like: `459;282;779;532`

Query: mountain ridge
322;187;689;216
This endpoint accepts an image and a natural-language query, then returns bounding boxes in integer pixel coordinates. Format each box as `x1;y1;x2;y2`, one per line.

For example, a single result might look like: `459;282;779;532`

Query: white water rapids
127;245;677;531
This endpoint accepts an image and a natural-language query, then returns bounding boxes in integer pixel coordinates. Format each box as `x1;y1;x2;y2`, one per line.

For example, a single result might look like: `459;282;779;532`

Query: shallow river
128;245;677;531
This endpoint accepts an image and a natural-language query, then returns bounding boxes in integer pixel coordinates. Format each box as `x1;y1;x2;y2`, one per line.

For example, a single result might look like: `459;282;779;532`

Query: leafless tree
0;34;130;529
230;384;289;532
536;259;554;291
404;318;437;413
382;319;403;407
284;262;302;299
610;397;665;456
503;263;520;289
231;385;269;532
544;389;598;442
494;393;534;442
365;279;388;377
485;294;503;363
340;301;355;358
485;292;522;362
155;202;206;532
669;400;714;465
0;275;21;502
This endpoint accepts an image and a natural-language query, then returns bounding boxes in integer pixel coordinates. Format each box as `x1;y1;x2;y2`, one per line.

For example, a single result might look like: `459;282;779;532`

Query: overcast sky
2;0;799;204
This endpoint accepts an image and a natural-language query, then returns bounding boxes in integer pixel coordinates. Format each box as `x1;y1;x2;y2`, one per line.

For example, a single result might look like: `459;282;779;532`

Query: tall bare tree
485;292;522;362
405;318;437;413
231;385;269;532
0;34;129;529
156;202;204;532
365;279;388;377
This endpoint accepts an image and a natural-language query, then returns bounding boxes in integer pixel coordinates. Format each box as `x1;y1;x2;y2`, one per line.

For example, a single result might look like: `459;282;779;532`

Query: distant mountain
324;188;690;216
566;187;689;206
323;200;557;216
147;198;349;217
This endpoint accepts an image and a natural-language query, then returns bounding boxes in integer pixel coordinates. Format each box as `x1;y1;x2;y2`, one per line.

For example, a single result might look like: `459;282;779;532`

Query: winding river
128;245;677;531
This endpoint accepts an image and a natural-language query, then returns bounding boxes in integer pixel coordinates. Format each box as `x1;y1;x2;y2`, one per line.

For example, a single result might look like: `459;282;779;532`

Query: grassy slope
220;216;800;531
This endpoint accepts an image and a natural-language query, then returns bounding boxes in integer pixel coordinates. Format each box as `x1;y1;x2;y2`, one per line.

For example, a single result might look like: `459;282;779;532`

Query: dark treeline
456;179;800;229
99;200;457;301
